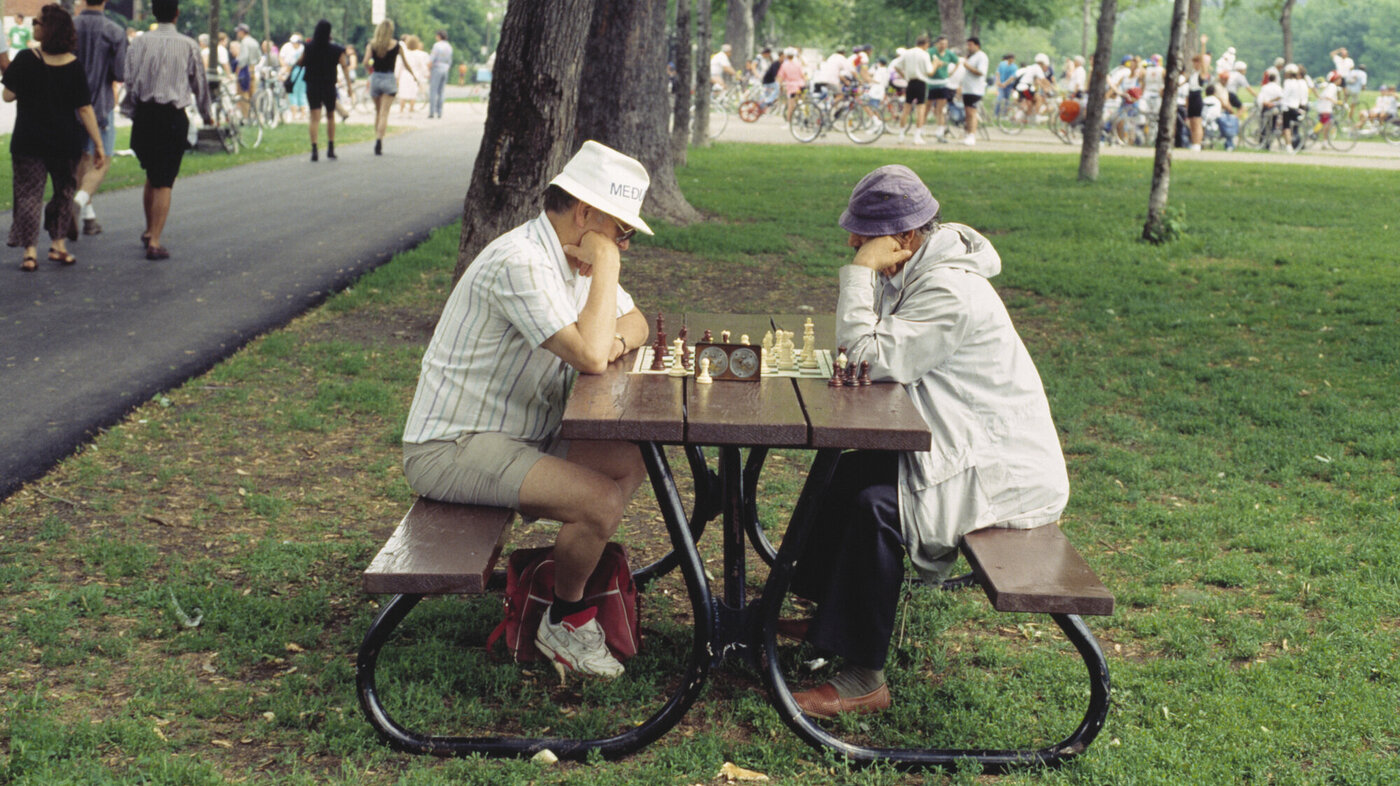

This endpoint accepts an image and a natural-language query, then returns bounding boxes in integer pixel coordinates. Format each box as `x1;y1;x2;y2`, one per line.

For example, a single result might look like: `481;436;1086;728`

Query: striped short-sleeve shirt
403;212;636;445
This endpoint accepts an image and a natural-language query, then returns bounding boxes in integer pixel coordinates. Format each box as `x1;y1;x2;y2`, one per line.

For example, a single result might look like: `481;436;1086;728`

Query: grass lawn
1;145;1397;784
0;122;382;210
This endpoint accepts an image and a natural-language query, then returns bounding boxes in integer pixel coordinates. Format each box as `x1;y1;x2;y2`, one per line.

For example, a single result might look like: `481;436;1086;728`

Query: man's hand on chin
853;236;913;276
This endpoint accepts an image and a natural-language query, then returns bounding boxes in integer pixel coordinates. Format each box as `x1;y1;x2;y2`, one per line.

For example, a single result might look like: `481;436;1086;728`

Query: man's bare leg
146;186;173;249
517;440;646;602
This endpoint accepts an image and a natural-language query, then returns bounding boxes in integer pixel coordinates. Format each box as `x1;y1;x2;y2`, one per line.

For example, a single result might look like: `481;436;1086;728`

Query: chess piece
679;325;688;344
740;334;749;345
696;357;713;384
720;330;731;343
650;335;666;370
780;331;795;370
655;314;667;354
859;360;872;385
668;338;688;377
801;318;819;369
844;361;859;387
828;360;843;387
683;342;693;371
836;348;848;374
702;329;713;343
761;332;774;374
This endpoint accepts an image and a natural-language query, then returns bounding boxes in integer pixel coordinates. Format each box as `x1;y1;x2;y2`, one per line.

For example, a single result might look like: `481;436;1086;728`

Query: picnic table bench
355;313;1114;771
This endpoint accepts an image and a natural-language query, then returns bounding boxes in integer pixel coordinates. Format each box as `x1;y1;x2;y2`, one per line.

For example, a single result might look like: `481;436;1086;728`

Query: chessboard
630;346;834;378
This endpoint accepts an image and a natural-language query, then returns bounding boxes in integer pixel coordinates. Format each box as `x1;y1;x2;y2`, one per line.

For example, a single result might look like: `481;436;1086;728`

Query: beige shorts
402;432;569;509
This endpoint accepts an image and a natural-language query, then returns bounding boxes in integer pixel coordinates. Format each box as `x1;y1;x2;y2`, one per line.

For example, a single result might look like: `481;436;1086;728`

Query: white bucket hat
549;140;654;235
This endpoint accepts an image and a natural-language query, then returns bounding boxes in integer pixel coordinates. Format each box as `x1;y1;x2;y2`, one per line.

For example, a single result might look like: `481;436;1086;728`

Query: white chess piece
696;357;713;384
761;332;774;374
836;350;848;373
669;338;688;376
739;334;749;345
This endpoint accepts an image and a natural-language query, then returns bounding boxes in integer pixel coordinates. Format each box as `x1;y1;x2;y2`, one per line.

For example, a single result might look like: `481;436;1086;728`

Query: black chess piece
682;344;693;371
844;361;859;387
858;360;872;386
828;364;843;387
650;336;667;370
702;329;713;343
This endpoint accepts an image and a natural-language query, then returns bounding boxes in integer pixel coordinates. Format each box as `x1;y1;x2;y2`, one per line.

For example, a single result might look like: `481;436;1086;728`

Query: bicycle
251;67;289;130
1309;107;1360;152
205;74;246;153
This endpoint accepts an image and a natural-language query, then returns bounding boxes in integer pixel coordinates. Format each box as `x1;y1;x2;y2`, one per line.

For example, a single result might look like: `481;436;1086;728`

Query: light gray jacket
836;223;1069;581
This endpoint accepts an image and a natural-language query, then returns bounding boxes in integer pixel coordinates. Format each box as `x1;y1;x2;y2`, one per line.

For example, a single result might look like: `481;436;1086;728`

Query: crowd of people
709;35;1393;153
3;1;459;272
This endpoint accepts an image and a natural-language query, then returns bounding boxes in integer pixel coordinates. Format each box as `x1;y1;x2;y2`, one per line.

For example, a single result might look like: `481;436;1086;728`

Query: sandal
47;248;77;265
20;254;38;272
141;232;152;249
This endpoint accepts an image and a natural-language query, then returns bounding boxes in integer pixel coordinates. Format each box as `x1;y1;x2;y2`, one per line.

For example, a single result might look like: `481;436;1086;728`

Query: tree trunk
672;0;693;167
725;0;753;79
1183;0;1201;65
577;0;701;225
454;0;595;281
692;0;712;146
208;0;221;72
937;0;966;53
1143;0;1189;244
1280;0;1296;65
1078;0;1116;182
1082;0;1091;59
752;0;774;41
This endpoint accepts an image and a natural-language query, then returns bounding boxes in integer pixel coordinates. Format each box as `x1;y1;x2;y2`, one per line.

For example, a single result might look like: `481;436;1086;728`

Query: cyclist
759;48;782;109
1280;64;1309;152
813;46;854;102
777;47;805;126
892;35;933;144
1011;53;1052;125
1367;83;1395;123
1224;61;1253;112
1062;55;1086;100
710;44;737;90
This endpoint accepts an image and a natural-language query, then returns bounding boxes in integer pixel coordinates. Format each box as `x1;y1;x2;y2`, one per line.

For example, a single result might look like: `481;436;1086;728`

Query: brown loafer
791;681;890;720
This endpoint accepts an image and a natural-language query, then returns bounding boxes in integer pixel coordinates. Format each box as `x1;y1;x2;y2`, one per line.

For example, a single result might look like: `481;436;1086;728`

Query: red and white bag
486;542;640;662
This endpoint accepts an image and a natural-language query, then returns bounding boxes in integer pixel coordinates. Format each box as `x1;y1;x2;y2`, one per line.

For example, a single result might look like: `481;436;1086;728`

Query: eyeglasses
610;217;637;245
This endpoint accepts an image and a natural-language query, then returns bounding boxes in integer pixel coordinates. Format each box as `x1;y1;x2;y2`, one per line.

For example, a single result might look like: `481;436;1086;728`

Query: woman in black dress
2;4;105;271
299;20;351;161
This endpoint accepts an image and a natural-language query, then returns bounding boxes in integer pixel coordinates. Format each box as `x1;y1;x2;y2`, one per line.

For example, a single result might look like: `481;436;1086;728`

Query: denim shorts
83;110;117;157
369;71;398;98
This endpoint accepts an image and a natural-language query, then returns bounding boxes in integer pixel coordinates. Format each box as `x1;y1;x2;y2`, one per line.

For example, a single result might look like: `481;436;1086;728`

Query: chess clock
695;343;762;381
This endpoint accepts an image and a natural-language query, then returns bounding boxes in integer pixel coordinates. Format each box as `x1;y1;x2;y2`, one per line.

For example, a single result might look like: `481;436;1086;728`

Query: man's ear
573;200;591;230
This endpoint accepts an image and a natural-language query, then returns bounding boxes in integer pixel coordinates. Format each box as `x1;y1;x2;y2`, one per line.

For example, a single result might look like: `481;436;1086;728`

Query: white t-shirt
1108;65;1131;94
1374;94;1397;117
1226;72;1250;94
1331;54;1354;78
867;64;890;101
960;50;989;95
1144;65;1166;93
1014;63;1045;92
894;46;932;83
1202;95;1223;123
1256;82;1284;108
1065;66;1086;95
1316;83;1338;114
710;51;732;79
1282;78;1309;110
815;52;853;86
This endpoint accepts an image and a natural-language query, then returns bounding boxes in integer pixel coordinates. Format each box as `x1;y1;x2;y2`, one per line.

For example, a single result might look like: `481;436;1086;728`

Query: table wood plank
681;313;808;447
794;378;932;451
560;353;685;443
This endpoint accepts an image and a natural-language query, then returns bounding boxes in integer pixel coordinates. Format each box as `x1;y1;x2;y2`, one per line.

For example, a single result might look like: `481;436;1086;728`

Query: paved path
0;101;488;498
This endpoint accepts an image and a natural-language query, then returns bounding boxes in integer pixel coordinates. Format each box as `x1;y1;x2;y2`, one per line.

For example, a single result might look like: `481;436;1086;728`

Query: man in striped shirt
118;0;211;260
403;141;651;678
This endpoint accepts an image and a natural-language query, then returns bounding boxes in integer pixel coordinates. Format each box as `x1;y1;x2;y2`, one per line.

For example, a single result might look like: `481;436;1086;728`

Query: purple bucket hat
838;165;939;236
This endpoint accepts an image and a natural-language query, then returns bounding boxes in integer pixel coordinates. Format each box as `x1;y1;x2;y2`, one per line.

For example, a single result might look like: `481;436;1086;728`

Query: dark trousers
790;450;905;670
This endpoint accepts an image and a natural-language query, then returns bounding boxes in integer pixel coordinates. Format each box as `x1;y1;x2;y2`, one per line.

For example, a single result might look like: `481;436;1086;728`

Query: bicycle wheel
1382;117;1400;145
1324;118;1359;152
789;100;823;143
256;91;280;129
1238;113;1263;149
843;102;884;144
738;100;762;123
998;105;1027;134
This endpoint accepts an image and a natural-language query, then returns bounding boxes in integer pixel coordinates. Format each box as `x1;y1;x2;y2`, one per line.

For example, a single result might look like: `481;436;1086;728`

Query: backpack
486;542;640;663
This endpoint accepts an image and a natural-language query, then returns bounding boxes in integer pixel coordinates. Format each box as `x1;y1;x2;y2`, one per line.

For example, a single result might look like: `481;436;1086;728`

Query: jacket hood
900;223;1001;285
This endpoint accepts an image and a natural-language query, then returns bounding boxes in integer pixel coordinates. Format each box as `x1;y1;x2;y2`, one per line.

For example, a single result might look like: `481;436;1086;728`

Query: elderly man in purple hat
787;165;1069;719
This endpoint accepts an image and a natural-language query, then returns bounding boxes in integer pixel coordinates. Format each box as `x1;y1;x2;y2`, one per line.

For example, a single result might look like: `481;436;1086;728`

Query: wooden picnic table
553;313;1110;770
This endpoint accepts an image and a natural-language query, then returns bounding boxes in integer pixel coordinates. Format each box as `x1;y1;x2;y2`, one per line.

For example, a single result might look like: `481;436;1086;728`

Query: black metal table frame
356;443;1111;771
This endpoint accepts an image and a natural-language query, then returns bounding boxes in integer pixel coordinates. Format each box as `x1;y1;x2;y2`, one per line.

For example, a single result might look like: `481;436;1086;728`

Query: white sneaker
963;134;976;146
936;125;948;138
897;127;906;142
535;608;624;679
1189;143;1201;151
912;131;925;145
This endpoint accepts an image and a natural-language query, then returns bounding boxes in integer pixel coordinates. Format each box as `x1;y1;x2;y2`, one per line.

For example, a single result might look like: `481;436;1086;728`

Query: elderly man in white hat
401;140;653;678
